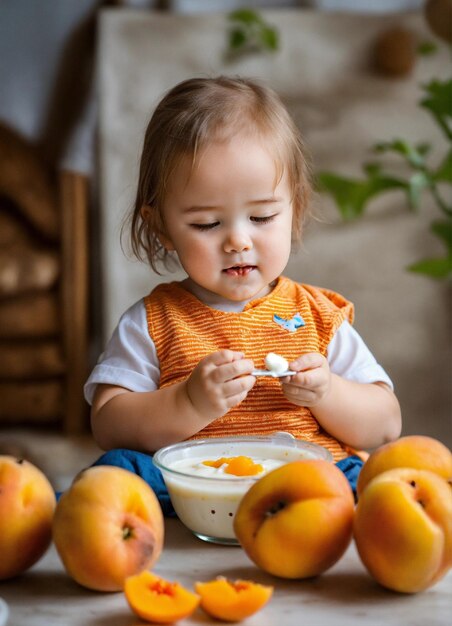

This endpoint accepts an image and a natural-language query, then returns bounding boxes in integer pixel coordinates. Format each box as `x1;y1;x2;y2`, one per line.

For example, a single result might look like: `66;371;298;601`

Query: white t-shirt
84;288;393;405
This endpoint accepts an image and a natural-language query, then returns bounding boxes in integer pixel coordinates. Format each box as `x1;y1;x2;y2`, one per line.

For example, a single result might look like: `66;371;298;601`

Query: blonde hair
128;76;312;273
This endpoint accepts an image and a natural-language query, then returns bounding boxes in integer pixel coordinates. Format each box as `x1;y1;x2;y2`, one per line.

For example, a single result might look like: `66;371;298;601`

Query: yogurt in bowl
153;433;332;545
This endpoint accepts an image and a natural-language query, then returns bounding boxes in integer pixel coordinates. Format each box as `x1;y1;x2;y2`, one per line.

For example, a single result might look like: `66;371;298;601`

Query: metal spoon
251;370;295;377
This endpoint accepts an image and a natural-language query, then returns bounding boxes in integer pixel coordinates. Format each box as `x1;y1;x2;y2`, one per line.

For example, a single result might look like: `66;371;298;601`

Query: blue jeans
91;449;363;516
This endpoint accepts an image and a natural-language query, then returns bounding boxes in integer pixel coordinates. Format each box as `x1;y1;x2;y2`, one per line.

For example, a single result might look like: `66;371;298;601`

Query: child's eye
190;222;220;231
250;215;276;224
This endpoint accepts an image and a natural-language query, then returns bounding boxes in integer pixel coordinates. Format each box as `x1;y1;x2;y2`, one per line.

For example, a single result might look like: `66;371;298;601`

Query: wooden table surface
1;518;451;626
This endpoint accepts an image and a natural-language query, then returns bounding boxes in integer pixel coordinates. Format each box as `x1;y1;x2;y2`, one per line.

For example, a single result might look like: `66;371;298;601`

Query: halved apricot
195;577;273;622
124;571;200;624
202;456;264;476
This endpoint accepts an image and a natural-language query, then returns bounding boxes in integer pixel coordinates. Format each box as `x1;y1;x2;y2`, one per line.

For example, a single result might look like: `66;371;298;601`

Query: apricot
125;571;200;623
195;577;273;622
0;455;56;580
357;435;452;496
354;468;452;593
234;460;354;578
52;466;164;591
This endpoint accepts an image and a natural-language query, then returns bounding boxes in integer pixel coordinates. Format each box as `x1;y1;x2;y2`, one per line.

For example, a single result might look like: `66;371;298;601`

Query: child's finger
223;375;256;399
212;359;254;383
208;349;244;366
283;369;321;390
227;388;251;409
289;352;324;372
283;386;318;405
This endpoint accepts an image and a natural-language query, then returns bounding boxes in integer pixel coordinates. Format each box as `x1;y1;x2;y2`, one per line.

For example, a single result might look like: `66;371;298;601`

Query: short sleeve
326;320;394;390
84;299;161;405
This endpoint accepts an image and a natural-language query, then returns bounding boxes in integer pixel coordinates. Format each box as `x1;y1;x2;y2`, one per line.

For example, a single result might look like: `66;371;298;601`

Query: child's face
160;134;294;302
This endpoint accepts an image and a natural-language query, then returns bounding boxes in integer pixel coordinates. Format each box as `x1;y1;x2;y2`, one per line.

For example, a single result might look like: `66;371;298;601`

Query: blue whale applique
273;312;305;332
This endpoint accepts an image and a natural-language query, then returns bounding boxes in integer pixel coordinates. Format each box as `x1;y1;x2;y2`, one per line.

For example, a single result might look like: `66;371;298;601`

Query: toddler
85;76;401;509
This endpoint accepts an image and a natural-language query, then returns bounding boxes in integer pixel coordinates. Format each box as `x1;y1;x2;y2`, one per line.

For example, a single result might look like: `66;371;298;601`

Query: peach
357;435;452;496
53;466;164;591
234;460;354;578
354;468;452;593
0;455;56;580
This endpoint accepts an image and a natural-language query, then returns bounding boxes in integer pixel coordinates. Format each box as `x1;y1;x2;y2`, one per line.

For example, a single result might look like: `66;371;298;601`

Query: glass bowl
153;432;332;545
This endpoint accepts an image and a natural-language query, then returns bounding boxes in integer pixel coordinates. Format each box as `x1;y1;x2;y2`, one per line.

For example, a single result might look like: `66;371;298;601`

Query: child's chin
226;284;270;302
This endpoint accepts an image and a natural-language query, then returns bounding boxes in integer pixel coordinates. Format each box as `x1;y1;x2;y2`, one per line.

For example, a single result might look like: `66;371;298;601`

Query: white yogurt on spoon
252;352;293;377
265;352;289;375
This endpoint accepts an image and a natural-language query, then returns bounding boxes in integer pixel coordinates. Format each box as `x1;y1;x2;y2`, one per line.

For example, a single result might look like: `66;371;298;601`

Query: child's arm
91;350;255;452
282;353;401;450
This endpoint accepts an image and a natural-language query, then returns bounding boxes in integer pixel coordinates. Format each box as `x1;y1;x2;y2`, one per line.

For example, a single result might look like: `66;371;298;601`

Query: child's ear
158;232;175;252
140;204;152;223
141;204;175;251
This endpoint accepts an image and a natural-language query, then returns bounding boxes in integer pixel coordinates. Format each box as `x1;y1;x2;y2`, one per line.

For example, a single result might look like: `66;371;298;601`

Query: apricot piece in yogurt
202;456;264;476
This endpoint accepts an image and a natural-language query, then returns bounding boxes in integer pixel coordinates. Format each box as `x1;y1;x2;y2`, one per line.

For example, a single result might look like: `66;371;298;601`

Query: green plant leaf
363;162;382;176
226;9;279;59
408;172;432;210
317;172;407;220
229;28;247;50
374;139;426;168
420;79;452;140
431;219;452;252
317;174;368;219
420;79;452;117
229;9;264;25
259;26;279;51
434;149;452;183
417;41;438;56
416;142;432;157
229;28;246;50
408;256;452;278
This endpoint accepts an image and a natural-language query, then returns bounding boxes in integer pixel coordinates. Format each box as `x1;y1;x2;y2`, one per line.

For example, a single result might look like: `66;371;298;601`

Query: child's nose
224;228;252;253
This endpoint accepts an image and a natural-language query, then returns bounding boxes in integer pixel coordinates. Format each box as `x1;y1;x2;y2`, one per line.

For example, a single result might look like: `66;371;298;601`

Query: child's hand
185;350;256;420
281;353;331;407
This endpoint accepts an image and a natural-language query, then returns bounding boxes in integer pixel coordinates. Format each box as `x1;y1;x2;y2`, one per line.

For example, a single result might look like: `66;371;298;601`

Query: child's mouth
223;265;256;277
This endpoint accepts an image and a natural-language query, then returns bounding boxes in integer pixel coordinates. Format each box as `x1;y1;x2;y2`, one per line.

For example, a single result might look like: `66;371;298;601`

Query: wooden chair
0;123;90;433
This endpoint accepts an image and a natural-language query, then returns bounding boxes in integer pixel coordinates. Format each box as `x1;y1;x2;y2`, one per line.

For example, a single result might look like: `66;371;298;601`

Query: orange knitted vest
144;276;355;461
